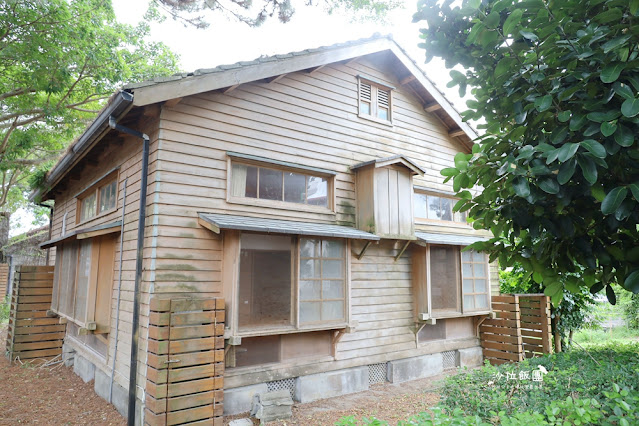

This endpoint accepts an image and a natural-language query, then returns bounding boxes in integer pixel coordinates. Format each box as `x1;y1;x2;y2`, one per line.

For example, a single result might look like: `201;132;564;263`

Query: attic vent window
358;76;393;124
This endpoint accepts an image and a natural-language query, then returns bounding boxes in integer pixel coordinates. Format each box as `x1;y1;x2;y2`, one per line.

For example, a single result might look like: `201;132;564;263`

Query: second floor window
231;163;329;208
358;78;392;123
78;176;118;222
414;192;466;224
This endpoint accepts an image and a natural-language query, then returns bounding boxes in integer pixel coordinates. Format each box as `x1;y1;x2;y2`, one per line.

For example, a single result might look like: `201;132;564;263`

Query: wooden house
33;35;497;422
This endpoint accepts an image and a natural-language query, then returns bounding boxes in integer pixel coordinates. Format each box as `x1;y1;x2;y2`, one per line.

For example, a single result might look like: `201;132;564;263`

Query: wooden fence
145;297;225;426
5;265;65;363
0;264;9;300
480;294;552;365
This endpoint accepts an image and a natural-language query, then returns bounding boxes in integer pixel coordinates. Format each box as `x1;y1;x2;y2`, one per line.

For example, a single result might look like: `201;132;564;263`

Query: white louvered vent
360;82;372;101
377;89;389;108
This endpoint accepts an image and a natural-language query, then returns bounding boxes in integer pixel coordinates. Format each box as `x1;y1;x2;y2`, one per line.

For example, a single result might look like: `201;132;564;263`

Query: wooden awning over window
198;213;380;241
40;221;122;249
415;232;487;246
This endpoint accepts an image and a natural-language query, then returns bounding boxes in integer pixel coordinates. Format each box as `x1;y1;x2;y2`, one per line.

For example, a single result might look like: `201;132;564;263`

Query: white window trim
357;76;394;126
413;189;470;227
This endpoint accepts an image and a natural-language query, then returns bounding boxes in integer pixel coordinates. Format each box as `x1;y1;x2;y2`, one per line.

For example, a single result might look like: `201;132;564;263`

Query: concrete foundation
73;354;96;383
62;342;76;367
387;353;443;383
295;366;368;403
458;346;483;368
224;383;269;415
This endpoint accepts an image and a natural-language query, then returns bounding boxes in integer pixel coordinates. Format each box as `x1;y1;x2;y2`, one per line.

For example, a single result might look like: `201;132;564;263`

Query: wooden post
513;294;524;362
539;295;552;354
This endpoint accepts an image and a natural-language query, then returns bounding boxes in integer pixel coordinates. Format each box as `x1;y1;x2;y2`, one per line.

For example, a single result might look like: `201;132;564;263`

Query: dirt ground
2;324;444;425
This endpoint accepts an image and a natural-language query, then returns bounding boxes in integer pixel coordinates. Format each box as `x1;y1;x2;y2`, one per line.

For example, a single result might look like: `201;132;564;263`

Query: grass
1;298;10;324
573;326;639;346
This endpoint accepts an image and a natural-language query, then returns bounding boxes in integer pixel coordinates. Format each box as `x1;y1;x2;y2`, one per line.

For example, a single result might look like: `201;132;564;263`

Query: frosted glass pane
322;240;343;258
300;238;320;258
473;262;486;277
427;196;441;220
284;172;306;203
300;281;320;301
74;240;92;322
475;279;487;293
322;280;343;299
475;294;489;309
441;197;452;221
259;168;282;200
322;260;343;279
462;263;473;277
80;192;96;221
454;210;467;223
322;301;344;321
463;279;474;293
414;193;427;218
377;108;388;120
461;250;472;262
99;180;117;212
472;250;485;262
464;295;475;310
307;176;328;207
231;164;257;198
300;302;321;323
360;101;370;115
300;259;320;278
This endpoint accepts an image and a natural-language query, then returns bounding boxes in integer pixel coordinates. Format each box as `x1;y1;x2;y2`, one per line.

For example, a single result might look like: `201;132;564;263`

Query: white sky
11;0;470;237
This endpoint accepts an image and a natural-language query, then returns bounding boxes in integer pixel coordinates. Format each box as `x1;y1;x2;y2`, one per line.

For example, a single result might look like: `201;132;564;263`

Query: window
413;245;490;319
231;163;330;208
358;78;393;123
237;233;347;334
51;234;117;355
414;192;467;223
77;174;118;223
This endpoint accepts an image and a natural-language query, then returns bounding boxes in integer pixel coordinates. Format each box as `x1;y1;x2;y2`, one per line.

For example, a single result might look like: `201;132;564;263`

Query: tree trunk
0;212;10;263
552;314;562;353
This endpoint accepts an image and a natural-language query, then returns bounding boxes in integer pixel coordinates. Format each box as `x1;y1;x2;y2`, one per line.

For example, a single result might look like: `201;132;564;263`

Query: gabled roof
32;34;476;202
350;155;426;176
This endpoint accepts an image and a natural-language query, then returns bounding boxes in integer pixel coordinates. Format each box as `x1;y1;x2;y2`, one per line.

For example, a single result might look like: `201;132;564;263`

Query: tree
1;0;178;237
153;0;402;28
414;0;639;305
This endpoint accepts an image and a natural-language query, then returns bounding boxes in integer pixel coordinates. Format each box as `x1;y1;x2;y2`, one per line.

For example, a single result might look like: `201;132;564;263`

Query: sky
11;0;469;237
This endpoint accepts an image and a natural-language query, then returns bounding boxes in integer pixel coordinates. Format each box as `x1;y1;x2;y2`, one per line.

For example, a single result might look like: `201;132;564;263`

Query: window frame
413;189;469;226
75;170;119;224
229;232;351;338
357;76;394;125
226;156;336;214
415;244;491;320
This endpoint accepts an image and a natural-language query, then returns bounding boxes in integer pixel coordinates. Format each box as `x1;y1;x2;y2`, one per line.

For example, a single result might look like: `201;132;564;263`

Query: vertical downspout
108;117;149;426
109;178;128;403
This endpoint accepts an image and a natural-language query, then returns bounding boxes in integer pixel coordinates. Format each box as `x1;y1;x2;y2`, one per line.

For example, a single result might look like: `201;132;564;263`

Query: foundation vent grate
368;363;388;385
266;377;296;398
442;350;458;370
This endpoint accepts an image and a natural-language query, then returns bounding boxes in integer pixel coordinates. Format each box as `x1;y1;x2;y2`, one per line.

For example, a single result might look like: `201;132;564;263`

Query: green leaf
532;271;543;284
539;178;560;194
453;173;470;192
467;0;481;10
484;11;500;29
601;35;631;53
512;176;530;197
534;95;552;112
520;30;538;41
503;9;523;35
614;124;634;147
621;97;639;117
613;82;634;100
600;62;625;83
557;111;571;122
601;186;628;215
454;152;469;171
590;282;605;294
578;156;598;184
557;159;577;185
495;57;516;78
557;143;579;162
624;270;639;293
580;140;606;158
586;110;619;123
631;0;639;15
441;167;460;177
600;121;617;137
606;285;616;305
591;185;606;202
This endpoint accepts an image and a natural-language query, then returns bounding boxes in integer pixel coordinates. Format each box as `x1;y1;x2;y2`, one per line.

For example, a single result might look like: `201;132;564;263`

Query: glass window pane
454;210;467;223
231;164;258;198
300;259;320;278
430;246;460;312
463;279;474;293
462;262;473;277
284;172;306;203
377;108;388;121
427;196;441;220
307;176;328;207
322;240;343;258
300;238;320;258
81;193;96;221
360;101;370;115
300;281;320;301
322;259;343;279
238;234;292;330
472;250;485;262
440;197;452;221
322;280;343;299
74;240;92;322
321;301;344;321
414;193;427;218
475;294;489;309
464;295;475;310
461;250;472;262
473;263;486;277
300;302;321;323
475;279;487;293
99;181;117;213
259;168;283;200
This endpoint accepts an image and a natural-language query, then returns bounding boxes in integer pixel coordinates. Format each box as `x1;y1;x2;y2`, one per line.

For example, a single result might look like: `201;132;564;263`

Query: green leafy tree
153;0;402;28
1;0;179;215
415;0;639;305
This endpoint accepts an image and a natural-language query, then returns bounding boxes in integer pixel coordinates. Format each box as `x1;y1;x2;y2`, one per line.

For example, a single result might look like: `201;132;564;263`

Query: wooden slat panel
483;348;522;362
13;332;66;343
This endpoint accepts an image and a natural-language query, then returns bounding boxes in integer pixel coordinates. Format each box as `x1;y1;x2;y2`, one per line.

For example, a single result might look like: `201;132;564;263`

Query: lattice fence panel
145;297;225;426
368;363;388;385
442;350;458;370
267;378;296;398
5;266;63;363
